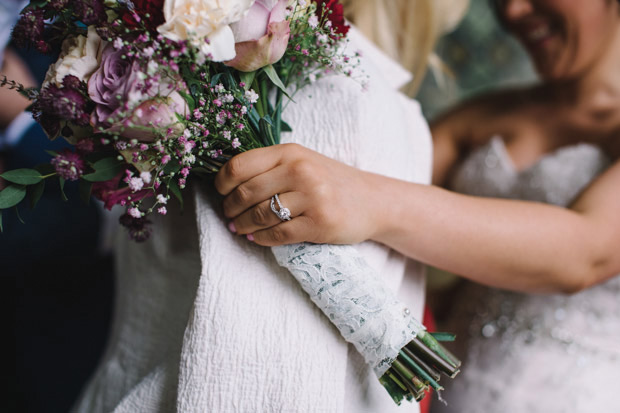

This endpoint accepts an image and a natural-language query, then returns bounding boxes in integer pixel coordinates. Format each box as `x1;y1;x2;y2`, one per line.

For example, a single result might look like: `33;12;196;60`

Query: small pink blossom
232;138;241;149
157;206;167;215
128;207;141;218
140;171;152;184
128;177;145;192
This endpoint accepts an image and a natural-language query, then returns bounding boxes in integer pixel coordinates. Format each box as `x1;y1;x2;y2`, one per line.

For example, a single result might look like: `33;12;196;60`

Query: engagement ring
270;194;291;221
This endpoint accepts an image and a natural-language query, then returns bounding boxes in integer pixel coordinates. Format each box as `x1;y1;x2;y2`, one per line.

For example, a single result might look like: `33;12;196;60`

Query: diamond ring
270;194;291;221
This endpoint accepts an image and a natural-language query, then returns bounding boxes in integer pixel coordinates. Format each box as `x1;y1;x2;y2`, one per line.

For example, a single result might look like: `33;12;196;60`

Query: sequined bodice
434;137;620;413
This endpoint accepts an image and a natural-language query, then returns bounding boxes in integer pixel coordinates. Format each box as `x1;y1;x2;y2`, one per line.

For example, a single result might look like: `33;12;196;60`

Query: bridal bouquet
0;0;460;404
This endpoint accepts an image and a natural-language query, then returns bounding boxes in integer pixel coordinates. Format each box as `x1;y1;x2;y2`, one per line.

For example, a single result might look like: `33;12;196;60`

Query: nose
499;0;535;21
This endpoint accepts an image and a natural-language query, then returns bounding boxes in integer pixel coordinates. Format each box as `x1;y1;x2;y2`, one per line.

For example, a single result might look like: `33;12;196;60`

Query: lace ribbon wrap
272;243;425;377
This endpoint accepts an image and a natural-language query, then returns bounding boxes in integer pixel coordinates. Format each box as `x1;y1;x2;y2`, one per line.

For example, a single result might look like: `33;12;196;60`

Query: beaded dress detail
434;136;619;413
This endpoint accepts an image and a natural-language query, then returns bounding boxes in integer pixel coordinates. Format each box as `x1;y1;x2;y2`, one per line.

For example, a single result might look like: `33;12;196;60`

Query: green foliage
429;332;457;342
240;71;256;91
263;65;292;100
59;177;68;201
167;178;183;207
0;168;43;185
82;157;123;182
0;185;27;209
178;90;196;112
29;180;46;209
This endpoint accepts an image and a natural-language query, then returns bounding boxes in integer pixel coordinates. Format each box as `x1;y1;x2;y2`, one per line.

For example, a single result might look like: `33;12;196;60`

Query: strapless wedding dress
433;136;619;413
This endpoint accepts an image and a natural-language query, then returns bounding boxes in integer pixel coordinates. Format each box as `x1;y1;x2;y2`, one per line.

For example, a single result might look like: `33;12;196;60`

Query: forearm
368;175;605;294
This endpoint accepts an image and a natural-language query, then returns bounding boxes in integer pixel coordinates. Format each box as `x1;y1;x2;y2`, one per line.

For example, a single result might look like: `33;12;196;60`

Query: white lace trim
272;243;424;377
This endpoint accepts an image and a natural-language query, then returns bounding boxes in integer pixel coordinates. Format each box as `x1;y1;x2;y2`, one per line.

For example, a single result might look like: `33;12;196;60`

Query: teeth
527;26;551;42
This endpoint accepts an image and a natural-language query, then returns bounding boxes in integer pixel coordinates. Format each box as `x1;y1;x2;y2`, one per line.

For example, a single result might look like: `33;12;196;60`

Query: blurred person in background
216;0;620;411
1;1;113;412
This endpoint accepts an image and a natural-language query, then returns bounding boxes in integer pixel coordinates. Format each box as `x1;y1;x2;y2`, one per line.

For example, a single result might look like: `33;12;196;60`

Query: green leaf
59;177;68;202
178;90;196;112
262;65;292;100
163;162;181;175
0;210;3;232
0;168;43;185
210;73;224;86
29;180;45;209
429;332;457;342
45;150;58;158
280;120;292;132
79;180;92;205
82;157;122;182
259;116;276;147
167;178;183;207
0;184;27;209
240;71;256;90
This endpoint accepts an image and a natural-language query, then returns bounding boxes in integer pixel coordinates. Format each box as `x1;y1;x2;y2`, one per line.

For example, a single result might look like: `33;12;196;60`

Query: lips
514;21;557;53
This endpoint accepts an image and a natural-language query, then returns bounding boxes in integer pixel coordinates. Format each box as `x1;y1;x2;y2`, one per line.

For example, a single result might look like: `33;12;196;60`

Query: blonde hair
342;0;469;96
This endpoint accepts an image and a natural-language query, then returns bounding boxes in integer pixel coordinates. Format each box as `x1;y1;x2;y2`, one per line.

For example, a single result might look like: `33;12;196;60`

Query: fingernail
228;221;236;233
246;233;254;242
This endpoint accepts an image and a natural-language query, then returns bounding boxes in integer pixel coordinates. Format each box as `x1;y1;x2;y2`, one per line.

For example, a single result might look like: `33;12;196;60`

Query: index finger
214;145;285;195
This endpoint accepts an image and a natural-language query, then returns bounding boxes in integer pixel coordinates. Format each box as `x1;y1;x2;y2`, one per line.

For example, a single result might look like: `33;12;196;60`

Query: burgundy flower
72;0;107;26
51;149;86;181
119;213;152;242
313;0;349;37
12;9;48;53
49;0;69;11
121;0;166;30
38;83;90;126
92;173;153;210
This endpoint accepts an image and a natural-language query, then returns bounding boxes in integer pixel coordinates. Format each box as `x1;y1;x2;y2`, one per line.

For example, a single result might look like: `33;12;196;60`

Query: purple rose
88;45;187;141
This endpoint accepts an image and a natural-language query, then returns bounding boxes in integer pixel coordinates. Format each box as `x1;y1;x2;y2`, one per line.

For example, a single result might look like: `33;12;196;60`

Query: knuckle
251;205;271;226
289;159;314;181
232;184;252;205
270;225;289;244
225;156;244;180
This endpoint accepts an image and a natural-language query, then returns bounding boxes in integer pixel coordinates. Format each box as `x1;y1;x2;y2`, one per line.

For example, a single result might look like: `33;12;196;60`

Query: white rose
157;0;255;61
43;26;105;87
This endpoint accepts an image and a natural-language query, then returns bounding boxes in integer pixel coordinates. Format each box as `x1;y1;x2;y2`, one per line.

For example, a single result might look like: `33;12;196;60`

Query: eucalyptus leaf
0;168;43;185
262;65;292;100
29;180;45;209
82;157;122;182
0;184;27;209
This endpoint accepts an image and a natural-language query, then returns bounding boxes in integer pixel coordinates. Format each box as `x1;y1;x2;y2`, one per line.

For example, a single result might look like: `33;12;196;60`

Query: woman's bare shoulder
430;86;539;144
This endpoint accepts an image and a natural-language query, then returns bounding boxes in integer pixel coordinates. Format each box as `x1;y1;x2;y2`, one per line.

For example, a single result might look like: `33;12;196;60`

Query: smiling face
494;0;620;80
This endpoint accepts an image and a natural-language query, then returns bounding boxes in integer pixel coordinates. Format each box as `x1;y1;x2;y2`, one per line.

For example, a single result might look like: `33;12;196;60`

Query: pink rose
88;45;187;141
226;0;291;72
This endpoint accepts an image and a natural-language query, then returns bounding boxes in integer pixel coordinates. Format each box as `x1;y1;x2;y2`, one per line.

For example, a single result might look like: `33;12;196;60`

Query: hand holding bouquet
1;0;460;405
